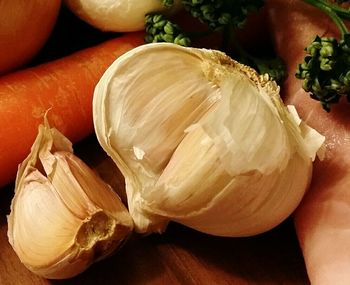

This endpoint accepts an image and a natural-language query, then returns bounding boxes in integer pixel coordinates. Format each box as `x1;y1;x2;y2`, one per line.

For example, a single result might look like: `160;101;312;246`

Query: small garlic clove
93;43;325;237
7;119;133;279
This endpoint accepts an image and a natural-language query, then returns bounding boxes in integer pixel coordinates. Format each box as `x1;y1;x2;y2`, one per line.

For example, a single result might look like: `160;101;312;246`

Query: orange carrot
0;32;144;188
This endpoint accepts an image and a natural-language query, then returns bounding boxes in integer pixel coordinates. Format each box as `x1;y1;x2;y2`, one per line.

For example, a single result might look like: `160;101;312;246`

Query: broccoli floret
145;14;191;46
146;0;284;82
181;0;265;30
296;0;350;111
161;0;174;7
296;35;350;111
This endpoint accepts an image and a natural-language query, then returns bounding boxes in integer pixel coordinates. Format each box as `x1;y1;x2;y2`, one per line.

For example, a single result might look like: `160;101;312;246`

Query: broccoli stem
303;0;350;36
315;0;350;21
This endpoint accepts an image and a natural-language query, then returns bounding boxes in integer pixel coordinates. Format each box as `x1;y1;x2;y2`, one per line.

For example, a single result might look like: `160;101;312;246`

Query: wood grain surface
0;135;310;285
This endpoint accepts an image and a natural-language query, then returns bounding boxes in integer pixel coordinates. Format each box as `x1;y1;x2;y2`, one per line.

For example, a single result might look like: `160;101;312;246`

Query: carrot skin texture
0;33;144;188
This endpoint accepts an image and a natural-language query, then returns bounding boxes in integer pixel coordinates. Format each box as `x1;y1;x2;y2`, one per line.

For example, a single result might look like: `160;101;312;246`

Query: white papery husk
93;43;325;237
7;119;133;279
64;0;182;32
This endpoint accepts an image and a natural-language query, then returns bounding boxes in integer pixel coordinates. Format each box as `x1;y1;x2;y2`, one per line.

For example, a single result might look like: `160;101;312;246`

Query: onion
0;0;61;75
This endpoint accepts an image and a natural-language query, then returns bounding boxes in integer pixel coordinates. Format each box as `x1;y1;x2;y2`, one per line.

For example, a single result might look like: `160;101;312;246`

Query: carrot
266;1;350;283
0;32;144;188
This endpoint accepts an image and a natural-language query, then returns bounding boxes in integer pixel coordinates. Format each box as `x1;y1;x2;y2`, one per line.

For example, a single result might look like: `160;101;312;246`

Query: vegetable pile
2;0;350;283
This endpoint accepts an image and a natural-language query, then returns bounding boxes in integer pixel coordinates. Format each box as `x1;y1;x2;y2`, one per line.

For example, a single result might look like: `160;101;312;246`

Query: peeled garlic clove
93;43;325;237
7;119;133;279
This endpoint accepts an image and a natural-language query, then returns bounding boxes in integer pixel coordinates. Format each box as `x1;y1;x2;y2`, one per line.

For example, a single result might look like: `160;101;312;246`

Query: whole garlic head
7;119;133;279
64;0;182;32
93;43;325;237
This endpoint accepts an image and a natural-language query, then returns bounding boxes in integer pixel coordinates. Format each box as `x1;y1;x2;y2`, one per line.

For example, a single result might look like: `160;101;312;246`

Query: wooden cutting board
0;135;310;285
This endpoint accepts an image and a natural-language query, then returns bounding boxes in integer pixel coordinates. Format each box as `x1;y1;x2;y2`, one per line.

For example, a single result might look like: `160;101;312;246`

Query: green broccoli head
296;34;350;111
145;14;191;46
181;0;265;30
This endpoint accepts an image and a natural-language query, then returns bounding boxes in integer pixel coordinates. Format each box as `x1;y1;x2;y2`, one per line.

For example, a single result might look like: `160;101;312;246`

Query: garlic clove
93;43;325;237
7;119;133;279
64;0;182;32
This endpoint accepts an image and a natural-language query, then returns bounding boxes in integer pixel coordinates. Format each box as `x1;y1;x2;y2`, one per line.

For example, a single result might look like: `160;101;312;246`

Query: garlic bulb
7;119;133;279
64;0;182;32
93;43;325;237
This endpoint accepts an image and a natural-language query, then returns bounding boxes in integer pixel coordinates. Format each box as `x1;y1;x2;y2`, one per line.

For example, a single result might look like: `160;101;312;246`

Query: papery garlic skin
64;0;182;32
7;120;133;279
93;43;325;237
